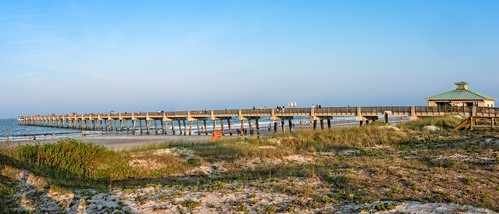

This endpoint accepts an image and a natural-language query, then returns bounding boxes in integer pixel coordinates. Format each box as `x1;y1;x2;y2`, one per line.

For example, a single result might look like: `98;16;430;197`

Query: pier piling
203;120;208;135
227;119;232;135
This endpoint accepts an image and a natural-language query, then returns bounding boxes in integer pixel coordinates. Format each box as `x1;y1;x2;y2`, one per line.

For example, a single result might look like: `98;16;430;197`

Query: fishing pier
17;106;499;136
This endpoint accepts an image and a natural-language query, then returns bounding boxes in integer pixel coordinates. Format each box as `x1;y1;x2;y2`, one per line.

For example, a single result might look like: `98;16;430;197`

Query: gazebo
426;82;496;108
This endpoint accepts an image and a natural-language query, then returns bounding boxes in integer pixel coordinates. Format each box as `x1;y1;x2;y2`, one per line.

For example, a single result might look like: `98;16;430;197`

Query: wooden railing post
355;107;363;121
409;106;418;121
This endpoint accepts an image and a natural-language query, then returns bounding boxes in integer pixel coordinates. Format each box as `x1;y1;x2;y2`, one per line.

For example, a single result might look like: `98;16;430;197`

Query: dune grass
10;138;131;188
401;115;462;130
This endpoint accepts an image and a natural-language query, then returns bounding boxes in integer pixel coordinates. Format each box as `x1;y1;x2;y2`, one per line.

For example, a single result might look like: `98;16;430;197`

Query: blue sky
1;0;498;118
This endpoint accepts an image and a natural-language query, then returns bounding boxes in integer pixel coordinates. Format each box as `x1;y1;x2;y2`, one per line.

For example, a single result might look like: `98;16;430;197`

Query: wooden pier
17;106;499;135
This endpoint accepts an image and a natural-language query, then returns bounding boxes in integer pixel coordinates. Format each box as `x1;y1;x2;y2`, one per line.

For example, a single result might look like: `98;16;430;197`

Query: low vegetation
14;138;131;187
1;116;498;213
402;115;462;130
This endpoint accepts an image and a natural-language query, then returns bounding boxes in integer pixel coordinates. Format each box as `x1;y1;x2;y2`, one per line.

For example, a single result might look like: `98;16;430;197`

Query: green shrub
264;206;276;213
172;191;183;197
16;138;130;182
236;205;249;212
374;202;399;211
181;200;201;209
462;177;474;185
293;200;306;206
319;195;334;203
0;183;15;198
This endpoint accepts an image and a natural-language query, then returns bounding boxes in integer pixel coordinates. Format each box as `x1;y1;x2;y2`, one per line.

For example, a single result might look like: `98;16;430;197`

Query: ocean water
0;115;395;142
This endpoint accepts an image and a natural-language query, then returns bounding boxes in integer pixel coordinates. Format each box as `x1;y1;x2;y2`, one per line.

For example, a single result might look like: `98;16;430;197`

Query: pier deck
18;106;499;136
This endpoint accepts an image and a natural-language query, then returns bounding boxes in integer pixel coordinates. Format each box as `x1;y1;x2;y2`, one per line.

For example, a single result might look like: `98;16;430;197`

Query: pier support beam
274;121;278;133
146;120;151;135
255;119;260;136
155;120;158;134
189;121;193;135
203;120;208;135
165;121;168;135
178;121;182;135
289;119;293;133
197;121;201;135
240;120;244;136
327;118;331;129
132;120;136;134
213;119;217;133
171;120;176;135
220;119;224;135
248;119;253;135
183;120;187;135
159;120;163;134
139;120;143;134
227;119;232;136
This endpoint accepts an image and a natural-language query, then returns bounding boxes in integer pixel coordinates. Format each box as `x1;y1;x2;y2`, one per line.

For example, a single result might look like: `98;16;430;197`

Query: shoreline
1;116;409;141
2;117;410;150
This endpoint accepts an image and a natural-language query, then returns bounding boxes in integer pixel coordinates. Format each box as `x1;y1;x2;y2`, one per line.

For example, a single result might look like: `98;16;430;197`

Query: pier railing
17;106;499;130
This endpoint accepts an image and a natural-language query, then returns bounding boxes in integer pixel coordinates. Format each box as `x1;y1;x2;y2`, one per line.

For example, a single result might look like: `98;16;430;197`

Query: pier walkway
18;106;499;136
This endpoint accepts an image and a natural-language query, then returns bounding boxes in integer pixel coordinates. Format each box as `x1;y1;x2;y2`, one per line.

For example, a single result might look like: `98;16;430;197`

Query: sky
1;0;498;118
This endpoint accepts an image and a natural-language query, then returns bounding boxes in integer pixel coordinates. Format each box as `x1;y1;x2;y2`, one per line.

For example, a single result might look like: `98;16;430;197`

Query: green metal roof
426;89;497;101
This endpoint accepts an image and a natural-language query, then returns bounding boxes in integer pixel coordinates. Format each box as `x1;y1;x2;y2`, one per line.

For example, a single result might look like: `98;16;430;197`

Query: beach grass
401;115;462;130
